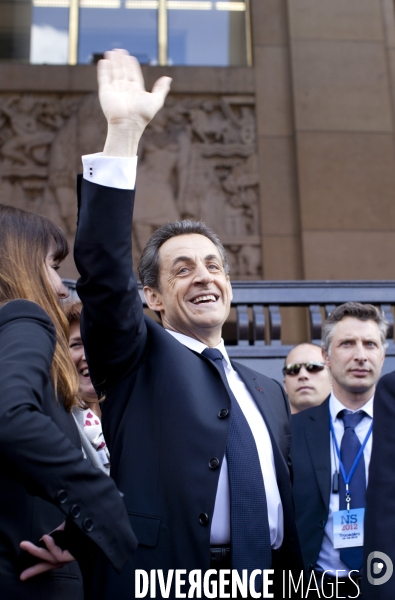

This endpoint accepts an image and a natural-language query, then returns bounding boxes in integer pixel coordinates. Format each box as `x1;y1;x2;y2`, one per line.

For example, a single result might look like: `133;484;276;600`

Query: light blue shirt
316;393;373;574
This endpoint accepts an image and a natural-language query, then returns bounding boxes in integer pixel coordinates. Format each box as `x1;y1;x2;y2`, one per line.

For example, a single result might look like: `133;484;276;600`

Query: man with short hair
283;343;331;414
74;50;303;598
291;302;387;598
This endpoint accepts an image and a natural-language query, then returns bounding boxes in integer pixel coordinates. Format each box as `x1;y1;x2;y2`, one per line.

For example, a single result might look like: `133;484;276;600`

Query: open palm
98;50;171;133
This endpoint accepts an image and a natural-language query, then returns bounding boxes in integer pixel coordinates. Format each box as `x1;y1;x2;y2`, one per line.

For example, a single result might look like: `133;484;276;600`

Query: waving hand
98;50;172;156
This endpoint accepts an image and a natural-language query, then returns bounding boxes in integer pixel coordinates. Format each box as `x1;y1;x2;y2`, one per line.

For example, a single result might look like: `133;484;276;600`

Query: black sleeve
0;300;137;572
363;372;395;599
74;178;147;394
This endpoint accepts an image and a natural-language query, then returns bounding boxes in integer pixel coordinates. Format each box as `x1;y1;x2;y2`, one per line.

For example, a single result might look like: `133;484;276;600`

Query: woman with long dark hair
0;204;136;599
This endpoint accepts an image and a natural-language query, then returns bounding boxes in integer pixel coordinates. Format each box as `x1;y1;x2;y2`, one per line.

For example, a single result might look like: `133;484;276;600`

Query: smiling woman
64;300;110;474
0;204;136;599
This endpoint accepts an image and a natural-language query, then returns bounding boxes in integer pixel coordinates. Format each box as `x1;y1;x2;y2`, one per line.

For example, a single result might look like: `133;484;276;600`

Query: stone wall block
297;132;395;231
291;40;393;132
258;135;300;236
288;0;383;42
255;46;294;136
303;231;395;279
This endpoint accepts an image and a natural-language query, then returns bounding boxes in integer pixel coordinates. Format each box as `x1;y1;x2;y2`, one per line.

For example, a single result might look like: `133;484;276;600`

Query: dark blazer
363;372;395;599
74;178;304;599
0;300;137;600
291;398;331;573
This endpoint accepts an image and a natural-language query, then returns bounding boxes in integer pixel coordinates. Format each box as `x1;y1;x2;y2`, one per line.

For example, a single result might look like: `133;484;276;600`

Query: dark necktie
202;347;272;578
338;409;367;570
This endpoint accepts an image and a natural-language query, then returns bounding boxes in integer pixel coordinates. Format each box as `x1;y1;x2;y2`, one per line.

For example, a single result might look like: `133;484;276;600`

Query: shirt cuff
82;153;138;190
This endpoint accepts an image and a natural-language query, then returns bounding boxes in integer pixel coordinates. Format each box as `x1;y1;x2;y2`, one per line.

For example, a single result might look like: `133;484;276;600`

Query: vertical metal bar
268;305;282;345
237;305;250;346
252;305;266;346
158;0;167;66
244;0;252;67
68;0;79;65
309;305;323;344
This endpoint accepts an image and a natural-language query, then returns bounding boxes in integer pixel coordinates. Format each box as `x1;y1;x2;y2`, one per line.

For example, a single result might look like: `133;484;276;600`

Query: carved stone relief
135;95;261;278
0;92;261;278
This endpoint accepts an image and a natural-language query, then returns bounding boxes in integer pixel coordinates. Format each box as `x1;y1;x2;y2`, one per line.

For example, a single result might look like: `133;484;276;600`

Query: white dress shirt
81;153;284;549
167;331;284;548
316;392;373;574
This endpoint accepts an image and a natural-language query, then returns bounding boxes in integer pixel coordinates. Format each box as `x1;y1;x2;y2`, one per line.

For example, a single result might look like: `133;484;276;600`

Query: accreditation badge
333;508;364;549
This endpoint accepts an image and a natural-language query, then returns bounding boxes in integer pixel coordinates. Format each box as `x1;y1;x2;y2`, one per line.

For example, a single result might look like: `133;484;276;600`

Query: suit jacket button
70;504;81;518
56;489;68;504
199;513;209;526
218;409;229;419
319;519;325;528
209;458;220;469
83;518;94;532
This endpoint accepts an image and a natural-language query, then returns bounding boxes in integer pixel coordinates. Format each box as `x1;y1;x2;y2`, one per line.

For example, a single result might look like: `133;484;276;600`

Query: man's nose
354;341;367;361
194;263;213;283
298;366;309;379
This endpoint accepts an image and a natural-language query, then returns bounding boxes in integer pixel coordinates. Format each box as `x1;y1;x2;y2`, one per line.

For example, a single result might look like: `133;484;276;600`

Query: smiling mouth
191;294;219;305
80;368;90;378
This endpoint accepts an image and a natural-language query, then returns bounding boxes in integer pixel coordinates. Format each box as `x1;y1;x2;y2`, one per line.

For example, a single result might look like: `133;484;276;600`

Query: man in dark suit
291;303;387;598
363;372;395;599
74;50;303;598
283;343;331;414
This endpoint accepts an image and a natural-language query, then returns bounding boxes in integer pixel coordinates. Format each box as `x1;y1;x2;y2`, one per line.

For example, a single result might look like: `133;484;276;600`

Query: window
78;1;158;65
167;1;248;66
31;3;69;64
0;0;251;65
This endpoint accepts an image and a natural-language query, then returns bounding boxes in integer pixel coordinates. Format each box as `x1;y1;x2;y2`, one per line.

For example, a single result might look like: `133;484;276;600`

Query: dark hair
0;203;79;411
138;220;230;289
322;302;389;353
64;301;83;326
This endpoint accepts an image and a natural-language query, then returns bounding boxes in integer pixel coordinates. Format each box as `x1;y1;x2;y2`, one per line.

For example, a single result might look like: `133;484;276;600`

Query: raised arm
75;51;171;393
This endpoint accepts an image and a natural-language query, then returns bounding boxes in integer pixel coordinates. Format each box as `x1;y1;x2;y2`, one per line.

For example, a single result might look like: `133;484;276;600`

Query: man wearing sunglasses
290;303;387;598
283;343;332;414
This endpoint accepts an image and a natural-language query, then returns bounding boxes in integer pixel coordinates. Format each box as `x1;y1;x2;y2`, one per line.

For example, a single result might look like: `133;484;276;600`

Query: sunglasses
282;362;326;377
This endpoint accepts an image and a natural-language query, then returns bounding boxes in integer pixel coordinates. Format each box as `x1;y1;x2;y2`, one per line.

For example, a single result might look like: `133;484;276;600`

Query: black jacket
291;398;331;573
363;371;395;599
0;300;137;600
75;178;304;599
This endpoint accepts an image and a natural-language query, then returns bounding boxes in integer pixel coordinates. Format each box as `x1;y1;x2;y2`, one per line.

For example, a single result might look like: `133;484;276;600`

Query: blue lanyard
329;413;372;488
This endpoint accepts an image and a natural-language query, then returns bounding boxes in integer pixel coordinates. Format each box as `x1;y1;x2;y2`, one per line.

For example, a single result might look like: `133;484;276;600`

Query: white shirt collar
166;329;232;371
329;392;374;422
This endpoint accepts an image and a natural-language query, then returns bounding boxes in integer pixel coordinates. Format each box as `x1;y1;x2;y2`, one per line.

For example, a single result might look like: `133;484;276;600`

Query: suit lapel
230;361;294;484
231;361;281;442
304;397;331;510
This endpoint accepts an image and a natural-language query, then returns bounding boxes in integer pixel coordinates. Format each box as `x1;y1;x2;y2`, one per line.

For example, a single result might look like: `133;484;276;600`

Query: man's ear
322;347;330;368
143;286;164;312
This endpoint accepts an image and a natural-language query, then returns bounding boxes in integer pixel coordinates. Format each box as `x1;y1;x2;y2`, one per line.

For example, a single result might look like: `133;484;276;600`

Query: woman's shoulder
0;299;55;331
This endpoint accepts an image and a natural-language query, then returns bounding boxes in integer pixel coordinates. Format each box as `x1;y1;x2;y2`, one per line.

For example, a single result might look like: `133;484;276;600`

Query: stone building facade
1;0;395;285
